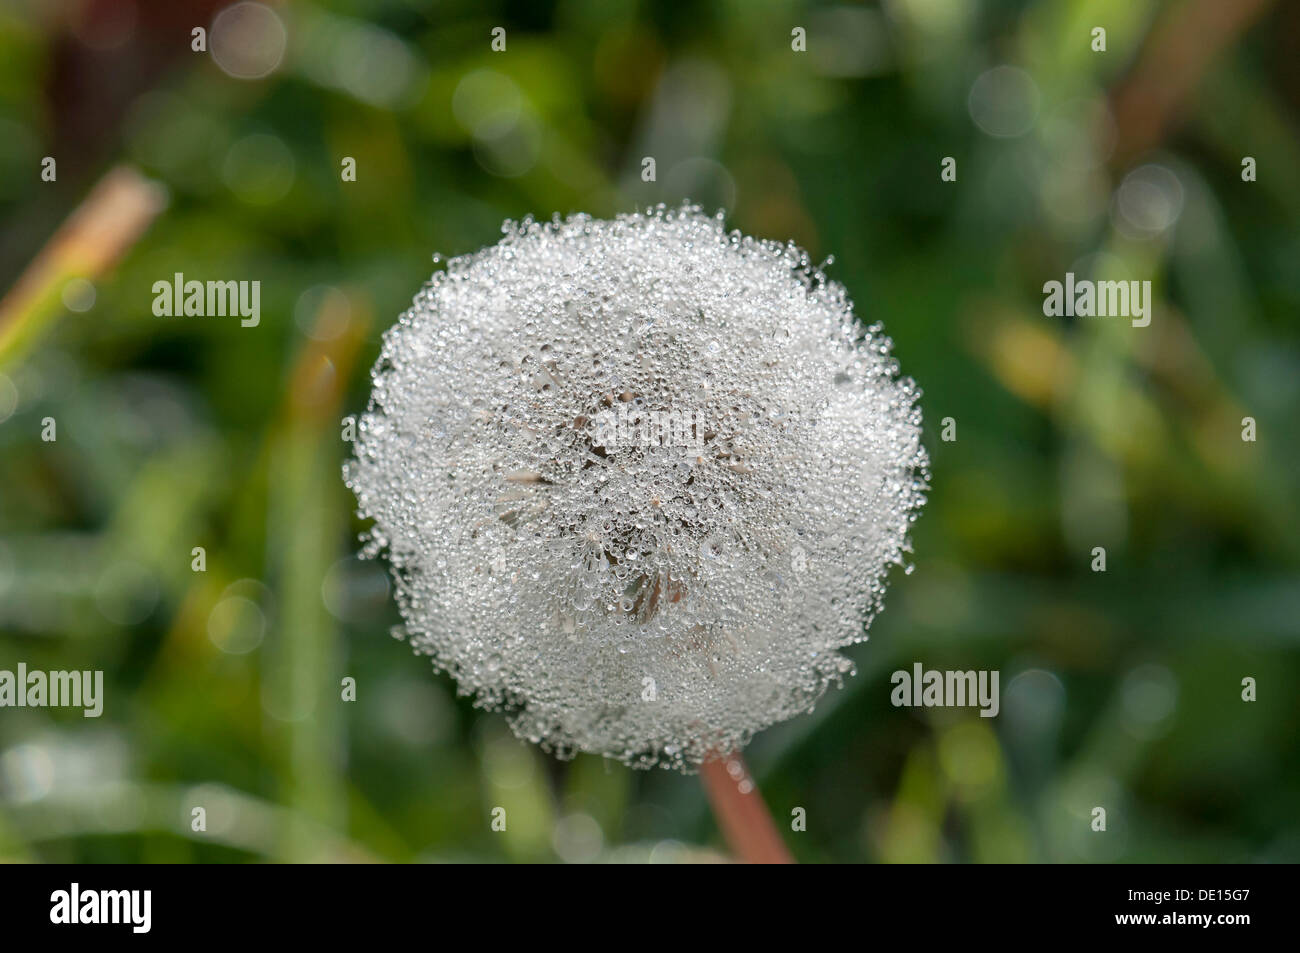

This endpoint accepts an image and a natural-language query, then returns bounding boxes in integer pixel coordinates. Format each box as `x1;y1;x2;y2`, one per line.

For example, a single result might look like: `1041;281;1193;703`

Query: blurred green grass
0;0;1297;862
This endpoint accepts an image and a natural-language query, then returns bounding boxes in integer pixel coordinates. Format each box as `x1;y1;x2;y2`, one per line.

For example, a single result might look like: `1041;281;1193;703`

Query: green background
1;0;1297;862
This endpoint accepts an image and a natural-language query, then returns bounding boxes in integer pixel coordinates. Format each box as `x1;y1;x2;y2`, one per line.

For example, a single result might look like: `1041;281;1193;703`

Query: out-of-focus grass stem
0;165;166;368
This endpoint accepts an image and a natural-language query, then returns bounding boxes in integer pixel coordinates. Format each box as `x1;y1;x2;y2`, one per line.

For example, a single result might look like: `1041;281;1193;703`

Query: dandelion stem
700;753;794;864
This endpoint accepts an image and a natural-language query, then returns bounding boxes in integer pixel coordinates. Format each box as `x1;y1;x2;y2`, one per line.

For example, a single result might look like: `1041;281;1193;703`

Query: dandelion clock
345;205;928;773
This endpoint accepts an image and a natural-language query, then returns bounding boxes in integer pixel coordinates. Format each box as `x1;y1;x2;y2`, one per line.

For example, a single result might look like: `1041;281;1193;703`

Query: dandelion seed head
345;205;928;769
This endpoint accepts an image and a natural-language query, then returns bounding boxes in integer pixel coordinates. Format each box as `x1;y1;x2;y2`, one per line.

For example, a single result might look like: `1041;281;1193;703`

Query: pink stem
699;753;795;864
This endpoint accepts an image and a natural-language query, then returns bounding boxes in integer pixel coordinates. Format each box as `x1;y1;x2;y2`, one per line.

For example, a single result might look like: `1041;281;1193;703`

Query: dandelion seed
344;205;928;769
